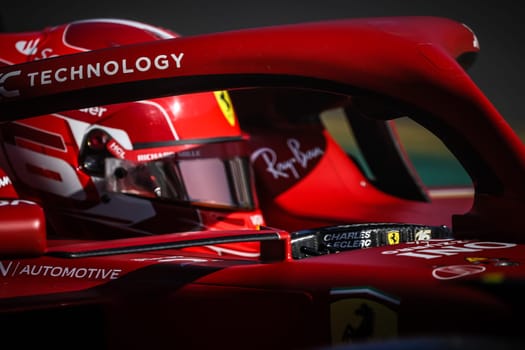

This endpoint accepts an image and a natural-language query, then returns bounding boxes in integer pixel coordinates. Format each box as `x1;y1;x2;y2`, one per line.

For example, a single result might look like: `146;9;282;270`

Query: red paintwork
246;126;474;231
0;16;524;349
0;200;46;256
0;19;264;239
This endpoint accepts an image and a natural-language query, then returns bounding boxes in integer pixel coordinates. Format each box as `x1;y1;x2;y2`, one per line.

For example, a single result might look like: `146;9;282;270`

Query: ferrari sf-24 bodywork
0;16;524;349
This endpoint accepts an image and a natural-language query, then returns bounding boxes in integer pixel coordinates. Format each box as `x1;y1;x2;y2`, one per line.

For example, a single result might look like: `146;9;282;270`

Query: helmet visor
105;142;256;210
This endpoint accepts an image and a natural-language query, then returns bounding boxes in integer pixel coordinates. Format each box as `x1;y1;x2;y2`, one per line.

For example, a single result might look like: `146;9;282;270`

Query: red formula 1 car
0;17;524;349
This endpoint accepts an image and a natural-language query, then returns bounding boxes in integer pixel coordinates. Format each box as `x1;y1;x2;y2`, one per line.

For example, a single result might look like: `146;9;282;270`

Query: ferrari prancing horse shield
330;297;398;345
214;90;236;127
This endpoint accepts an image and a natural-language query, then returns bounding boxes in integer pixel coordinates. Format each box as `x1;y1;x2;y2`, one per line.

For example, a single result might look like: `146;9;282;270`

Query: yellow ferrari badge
214;90;236;126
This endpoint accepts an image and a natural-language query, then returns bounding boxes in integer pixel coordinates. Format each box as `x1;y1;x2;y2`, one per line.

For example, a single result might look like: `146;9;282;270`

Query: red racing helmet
0;19;265;242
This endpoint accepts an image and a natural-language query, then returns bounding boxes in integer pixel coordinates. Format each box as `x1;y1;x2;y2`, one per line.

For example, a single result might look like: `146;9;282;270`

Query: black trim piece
345;105;429;202
456;51;478;71
47;232;281;258
291;223;452;259
133;136;244;150
0;74;364;122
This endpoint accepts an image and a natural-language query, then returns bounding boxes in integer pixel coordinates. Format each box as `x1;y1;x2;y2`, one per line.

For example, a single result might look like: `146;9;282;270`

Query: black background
2;0;523;132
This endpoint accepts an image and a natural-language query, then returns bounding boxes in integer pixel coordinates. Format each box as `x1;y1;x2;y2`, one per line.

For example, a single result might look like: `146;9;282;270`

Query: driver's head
0;19;264;239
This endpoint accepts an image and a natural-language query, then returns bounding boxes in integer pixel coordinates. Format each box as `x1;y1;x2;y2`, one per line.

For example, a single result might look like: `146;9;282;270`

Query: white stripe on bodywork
55;113;133;149
5;144;86;199
14;120;67;152
137;99;179;140
56;100;178;146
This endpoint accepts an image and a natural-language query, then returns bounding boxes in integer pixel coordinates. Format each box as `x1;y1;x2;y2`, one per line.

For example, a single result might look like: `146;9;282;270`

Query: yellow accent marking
387;230;400;245
331;298;397;345
482;272;505;284
465;257;488;263
214;90;236;127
